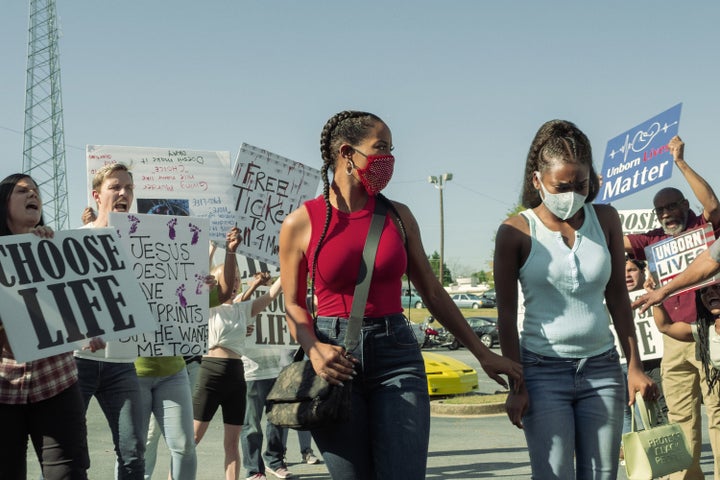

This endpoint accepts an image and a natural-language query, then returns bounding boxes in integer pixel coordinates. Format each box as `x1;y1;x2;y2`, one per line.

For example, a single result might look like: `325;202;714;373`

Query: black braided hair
520;120;600;209
308;111;407;318
695;291;720;394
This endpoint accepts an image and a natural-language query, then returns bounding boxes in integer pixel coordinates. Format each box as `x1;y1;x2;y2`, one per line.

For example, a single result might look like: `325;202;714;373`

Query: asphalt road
23;346;715;479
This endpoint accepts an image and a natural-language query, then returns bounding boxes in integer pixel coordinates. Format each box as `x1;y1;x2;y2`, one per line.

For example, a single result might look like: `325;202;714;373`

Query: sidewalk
26;399;715;479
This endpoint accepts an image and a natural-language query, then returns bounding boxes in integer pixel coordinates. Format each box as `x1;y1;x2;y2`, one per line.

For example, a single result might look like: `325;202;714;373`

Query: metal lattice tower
22;0;69;230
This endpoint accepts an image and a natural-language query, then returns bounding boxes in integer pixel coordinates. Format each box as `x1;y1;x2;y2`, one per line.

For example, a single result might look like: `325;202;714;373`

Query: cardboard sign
230;143;321;266
86;145;234;243
0;228;156;363
243;285;298;350
618;209;661;235
611;289;664;363
598;104;682;204
644;224;720;297
109;213;210;356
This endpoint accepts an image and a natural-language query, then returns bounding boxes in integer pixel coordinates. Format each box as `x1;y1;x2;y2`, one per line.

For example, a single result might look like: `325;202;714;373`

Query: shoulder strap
344;199;388;352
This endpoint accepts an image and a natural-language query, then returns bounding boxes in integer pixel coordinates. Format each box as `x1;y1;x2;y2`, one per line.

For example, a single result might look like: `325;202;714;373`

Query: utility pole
23;0;69;230
428;173;453;285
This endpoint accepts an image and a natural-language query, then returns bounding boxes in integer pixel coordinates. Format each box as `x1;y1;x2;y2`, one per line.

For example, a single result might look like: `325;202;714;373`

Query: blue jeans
241;378;288;476
311;314;430;480
75;358;144;480
522;347;624;480
144;360;201;476
137;369;196;480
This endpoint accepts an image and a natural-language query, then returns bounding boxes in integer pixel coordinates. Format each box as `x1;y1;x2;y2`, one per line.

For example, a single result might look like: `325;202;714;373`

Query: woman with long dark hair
278;111;522;479
0;173;89;479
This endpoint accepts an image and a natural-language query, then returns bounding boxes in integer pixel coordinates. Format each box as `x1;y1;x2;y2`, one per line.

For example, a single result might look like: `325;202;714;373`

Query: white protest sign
610;289;663;363
618;209;661;235
644;224;720;297
86;145;234;243
0;228;156;363
109;213;210;356
230;143;321;266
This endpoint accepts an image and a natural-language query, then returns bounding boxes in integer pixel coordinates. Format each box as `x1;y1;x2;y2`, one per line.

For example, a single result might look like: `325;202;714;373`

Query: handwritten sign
610;289;663;363
644;224;720;297
597;103;682;204
0;228;156;363
243;285;298;350
109;213;210;356
230;143;321;266
618;209;661;235
86;145;234;242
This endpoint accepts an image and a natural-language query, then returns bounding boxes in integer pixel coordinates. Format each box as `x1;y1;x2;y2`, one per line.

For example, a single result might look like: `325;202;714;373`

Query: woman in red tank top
278;110;522;479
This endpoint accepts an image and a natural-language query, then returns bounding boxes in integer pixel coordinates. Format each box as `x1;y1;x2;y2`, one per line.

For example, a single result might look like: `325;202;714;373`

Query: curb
430;395;507;417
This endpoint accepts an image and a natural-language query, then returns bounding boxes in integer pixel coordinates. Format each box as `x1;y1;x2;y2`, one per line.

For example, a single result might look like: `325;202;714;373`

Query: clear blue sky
2;1;719;276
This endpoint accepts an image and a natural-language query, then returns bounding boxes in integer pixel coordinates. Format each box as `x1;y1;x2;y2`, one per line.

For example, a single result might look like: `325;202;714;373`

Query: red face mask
354;154;395;195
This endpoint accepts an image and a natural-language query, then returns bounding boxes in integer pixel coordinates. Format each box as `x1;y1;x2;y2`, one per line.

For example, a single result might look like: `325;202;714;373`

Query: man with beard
625;135;720;479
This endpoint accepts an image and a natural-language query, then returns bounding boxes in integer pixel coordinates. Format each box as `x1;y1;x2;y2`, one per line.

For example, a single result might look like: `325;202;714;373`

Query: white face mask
535;171;587;220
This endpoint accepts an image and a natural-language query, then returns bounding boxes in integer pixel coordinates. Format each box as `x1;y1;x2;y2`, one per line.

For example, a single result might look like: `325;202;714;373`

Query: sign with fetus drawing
0;228;156;363
597;103;682;203
86;145;234;243
230;143;321;266
109;213;210;356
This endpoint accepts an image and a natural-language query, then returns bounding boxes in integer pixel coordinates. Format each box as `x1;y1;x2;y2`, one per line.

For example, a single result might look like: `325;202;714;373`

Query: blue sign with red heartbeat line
597;103;682;204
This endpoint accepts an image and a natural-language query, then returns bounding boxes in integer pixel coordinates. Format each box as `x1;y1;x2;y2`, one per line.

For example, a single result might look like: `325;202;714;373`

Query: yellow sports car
423;351;479;396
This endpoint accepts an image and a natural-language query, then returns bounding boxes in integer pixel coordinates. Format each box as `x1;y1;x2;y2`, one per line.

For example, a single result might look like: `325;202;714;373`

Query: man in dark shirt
625;135;720;479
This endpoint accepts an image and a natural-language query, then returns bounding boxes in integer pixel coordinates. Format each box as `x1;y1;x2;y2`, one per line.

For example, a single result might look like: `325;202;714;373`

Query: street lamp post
428;173;453;285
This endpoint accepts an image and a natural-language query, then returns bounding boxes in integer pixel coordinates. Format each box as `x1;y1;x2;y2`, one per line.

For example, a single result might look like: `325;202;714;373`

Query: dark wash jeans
241;378;288;476
0;381;89;479
311;314;430;480
75;358;145;480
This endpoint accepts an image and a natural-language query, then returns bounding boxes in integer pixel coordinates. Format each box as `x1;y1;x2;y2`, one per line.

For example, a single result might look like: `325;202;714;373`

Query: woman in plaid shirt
0;173;89;479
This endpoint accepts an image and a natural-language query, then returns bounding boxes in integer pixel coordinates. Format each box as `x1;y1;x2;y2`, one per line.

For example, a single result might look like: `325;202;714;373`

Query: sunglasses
652;200;685;216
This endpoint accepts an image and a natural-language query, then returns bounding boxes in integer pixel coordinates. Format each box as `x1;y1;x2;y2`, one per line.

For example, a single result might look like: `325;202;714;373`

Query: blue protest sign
597;103;682;204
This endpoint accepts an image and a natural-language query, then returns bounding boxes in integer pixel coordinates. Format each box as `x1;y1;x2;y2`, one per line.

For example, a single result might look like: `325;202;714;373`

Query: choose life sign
0;228;156;363
597;103;682;204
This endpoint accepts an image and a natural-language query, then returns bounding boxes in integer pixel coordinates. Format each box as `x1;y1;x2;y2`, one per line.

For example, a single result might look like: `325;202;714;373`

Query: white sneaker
246;474;267;480
266;465;293;478
302;449;319;464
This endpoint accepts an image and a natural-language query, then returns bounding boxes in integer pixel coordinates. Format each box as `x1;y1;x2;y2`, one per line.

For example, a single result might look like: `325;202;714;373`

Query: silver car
450;293;489;309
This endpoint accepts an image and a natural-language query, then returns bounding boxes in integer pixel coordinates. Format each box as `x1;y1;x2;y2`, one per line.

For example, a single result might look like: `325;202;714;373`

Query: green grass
404;307;497;323
441;393;508;405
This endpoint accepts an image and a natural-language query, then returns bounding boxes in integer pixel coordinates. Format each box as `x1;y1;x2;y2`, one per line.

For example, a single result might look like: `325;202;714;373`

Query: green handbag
622;392;693;480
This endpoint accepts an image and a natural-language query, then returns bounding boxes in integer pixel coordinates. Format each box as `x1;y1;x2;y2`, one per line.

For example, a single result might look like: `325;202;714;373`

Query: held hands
505;389;529;429
308;342;358;387
478;351;523;391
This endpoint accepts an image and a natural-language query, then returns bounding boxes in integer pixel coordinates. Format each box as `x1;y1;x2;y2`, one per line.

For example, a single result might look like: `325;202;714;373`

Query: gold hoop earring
345;160;354;176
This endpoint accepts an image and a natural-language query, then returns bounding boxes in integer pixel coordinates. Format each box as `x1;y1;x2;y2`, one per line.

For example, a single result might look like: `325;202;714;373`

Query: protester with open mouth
0;173;90;479
624;135;720;479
